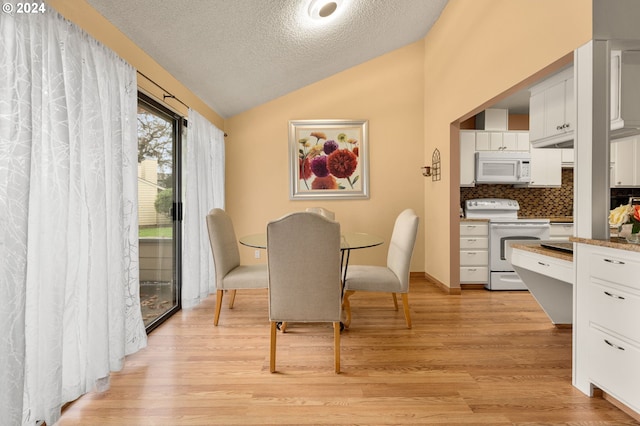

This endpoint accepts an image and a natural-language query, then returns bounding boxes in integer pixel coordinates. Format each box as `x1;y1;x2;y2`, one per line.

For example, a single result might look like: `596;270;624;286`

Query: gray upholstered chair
305;207;336;221
206;208;268;326
343;209;419;329
267;212;342;373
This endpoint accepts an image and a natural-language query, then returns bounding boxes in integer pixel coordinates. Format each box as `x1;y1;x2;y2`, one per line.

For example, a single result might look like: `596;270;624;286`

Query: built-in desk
506;240;574;326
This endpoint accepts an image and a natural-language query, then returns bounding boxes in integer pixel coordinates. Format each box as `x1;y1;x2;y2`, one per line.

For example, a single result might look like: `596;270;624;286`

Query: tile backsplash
460;168;574;217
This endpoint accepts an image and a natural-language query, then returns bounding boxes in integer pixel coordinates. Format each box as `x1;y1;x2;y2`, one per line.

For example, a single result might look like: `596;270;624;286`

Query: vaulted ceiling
86;0;449;118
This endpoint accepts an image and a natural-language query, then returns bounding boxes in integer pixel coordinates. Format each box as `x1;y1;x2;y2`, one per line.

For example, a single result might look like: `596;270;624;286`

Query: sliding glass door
137;93;182;331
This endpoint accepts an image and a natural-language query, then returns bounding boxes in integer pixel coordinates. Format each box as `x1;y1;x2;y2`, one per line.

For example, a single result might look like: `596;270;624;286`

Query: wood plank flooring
58;277;639;425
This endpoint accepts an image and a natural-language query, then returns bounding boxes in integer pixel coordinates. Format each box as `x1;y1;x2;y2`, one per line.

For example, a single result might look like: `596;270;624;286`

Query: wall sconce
422;149;442;181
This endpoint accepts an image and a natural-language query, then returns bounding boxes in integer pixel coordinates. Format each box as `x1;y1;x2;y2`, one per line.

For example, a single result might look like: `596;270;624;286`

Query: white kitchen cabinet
610;135;640;187
610;50;640;138
575;243;640;413
529;67;574;148
460;130;476;187
528;147;562;187
549;222;573;240
459;221;488;284
501;131;530;151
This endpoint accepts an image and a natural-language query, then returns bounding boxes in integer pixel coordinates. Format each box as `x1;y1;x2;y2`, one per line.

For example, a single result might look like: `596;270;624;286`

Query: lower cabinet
575;243;640;414
460;221;488;284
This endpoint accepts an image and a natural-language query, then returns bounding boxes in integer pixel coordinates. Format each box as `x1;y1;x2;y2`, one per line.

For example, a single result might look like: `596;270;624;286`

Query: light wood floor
58;277;639;425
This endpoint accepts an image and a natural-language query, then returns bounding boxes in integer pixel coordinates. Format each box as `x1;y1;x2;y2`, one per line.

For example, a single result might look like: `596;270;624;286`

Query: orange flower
311;175;338;190
633;205;640;222
310;132;326;141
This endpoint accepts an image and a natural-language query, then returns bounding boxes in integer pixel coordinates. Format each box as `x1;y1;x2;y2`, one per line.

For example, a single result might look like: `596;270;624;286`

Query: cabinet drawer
587;280;640;343
460;223;488;236
589;249;640;290
460;250;488;266
460;237;488;250
588;326;640;411
460;266;488;283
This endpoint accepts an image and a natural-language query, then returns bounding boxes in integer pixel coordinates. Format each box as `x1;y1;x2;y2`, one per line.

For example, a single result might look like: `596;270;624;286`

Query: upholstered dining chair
206;208;268;326
342;209;419;329
305;207;336;221
267;212;342;373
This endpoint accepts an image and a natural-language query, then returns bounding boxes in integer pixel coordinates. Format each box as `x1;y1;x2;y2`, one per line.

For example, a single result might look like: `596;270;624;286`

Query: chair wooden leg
228;289;237;309
402;293;412;329
270;321;277;373
280;322;288;332
214;289;224;326
391;293;399;310
342;290;355;328
333;321;341;374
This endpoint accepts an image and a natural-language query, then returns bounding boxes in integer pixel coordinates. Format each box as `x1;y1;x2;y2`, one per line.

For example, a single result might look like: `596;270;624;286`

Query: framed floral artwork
289;119;369;200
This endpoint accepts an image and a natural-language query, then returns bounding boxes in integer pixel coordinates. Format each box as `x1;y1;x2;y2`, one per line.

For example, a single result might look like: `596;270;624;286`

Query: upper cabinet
529;67;574;148
610;134;640;187
610;50;640;138
530;50;640;149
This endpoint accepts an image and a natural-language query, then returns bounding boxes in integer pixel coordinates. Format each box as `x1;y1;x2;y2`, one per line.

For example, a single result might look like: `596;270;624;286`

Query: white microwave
474;151;531;184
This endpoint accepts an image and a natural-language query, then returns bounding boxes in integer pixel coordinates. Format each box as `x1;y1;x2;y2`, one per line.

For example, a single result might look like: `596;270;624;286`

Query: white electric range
465;198;550;290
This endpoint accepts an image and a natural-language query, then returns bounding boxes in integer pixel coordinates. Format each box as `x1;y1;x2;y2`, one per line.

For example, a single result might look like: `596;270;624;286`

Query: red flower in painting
327;149;358;179
311;175;338;190
299;157;312;180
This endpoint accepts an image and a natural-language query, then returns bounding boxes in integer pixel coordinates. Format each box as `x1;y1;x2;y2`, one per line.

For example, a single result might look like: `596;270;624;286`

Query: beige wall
224;41;426;270
422;0;592;289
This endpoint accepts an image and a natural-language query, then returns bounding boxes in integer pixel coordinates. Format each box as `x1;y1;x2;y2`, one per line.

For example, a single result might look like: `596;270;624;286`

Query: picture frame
289;119;369;200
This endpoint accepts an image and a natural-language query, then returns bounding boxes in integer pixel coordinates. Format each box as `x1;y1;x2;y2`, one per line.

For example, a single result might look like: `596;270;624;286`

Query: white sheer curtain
0;11;146;425
182;109;225;308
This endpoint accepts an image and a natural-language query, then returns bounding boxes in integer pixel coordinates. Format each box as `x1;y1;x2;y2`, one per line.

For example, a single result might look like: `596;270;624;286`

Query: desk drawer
510;248;573;283
460;250;488;266
460;266;488;283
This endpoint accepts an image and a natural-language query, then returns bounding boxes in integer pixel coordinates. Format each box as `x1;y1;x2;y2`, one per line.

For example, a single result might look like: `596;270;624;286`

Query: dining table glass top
239;232;384;251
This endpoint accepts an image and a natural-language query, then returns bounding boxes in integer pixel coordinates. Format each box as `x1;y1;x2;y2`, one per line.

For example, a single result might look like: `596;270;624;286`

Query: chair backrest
267;212;341;322
386;209;419;292
206;208;241;285
305;207;336;221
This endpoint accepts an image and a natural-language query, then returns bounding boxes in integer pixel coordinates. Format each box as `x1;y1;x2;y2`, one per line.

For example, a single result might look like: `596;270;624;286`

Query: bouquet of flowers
609;203;640;234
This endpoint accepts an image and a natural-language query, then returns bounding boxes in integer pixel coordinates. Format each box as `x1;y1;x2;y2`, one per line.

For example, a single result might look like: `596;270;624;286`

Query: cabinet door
488;132;504;150
545;81;567;138
529;148;562;187
564;77;574;134
475;131;490;150
529;91;545;142
516;132;530;151
460;131;476;187
502;132;517;151
611;136;635;186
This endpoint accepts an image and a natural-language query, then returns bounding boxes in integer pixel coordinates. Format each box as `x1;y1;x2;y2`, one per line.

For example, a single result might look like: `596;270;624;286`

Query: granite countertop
570;236;640;253
511;243;574;262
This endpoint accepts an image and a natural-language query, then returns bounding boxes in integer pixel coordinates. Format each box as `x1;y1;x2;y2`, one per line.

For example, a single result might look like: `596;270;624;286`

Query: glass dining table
239;232;384;284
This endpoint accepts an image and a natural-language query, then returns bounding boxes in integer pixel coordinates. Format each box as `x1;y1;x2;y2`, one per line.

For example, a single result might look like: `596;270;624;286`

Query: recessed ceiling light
308;0;341;19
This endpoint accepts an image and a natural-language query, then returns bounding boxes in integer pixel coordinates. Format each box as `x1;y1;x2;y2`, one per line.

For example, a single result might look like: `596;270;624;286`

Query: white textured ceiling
86;0;449;118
